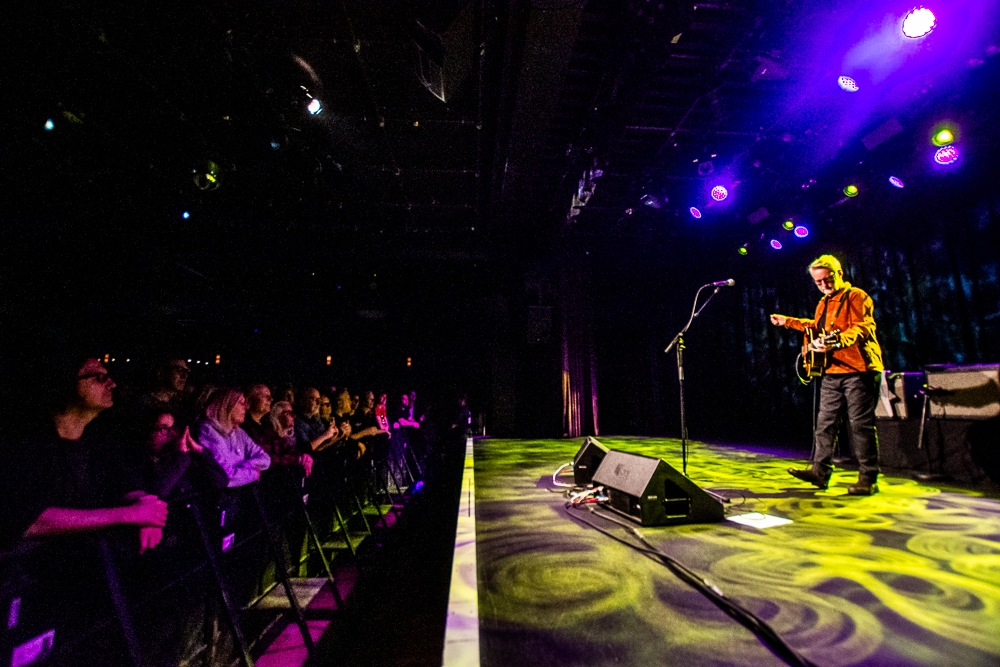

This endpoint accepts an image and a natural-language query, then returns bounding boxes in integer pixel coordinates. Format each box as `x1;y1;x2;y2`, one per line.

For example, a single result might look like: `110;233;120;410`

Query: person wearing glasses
145;358;191;408
2;356;170;553
770;254;884;496
139;409;228;501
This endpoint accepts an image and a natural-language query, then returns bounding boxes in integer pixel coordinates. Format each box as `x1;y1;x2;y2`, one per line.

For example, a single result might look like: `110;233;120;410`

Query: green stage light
933;129;954;146
783;220;794;230
844;184;859;197
738;246;748;256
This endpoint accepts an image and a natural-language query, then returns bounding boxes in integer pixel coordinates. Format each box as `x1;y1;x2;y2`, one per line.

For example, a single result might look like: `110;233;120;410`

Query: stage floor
470;437;1000;667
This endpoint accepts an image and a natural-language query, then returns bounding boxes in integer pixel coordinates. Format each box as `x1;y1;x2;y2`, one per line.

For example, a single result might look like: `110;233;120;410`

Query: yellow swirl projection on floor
474;436;1000;667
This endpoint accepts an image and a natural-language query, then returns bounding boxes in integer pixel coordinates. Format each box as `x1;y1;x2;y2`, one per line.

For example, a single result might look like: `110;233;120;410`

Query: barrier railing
1;432;429;667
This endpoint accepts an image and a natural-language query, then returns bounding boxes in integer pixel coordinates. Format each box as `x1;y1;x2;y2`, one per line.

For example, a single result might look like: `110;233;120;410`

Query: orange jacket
784;282;884;374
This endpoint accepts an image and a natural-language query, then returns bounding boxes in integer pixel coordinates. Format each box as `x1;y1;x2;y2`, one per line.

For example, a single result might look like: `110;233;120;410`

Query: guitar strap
819;287;852;330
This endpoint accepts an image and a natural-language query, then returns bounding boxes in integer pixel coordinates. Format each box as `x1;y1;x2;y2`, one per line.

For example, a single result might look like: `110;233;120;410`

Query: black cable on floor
567;504;821;667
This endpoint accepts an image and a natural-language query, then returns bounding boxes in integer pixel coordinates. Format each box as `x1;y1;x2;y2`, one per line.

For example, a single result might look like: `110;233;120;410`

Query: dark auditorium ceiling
6;0;999;351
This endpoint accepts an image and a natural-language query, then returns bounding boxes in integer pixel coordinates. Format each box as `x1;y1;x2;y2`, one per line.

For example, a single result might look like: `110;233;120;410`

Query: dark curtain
591;192;1000;445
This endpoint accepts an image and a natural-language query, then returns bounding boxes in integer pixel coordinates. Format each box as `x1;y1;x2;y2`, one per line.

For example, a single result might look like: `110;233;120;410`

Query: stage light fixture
770;239;783;250
689;207;702;219
783;220;794;230
934;146;959;164
902;7;936;39
194;160;221;191
794;226;809;238
307;98;322;115
270;140;280;150
640;194;662;209
838;76;859;92
182;211;190;219
44;119;55;131
932;128;954;146
738;246;748;256
889;176;905;188
844;184;859;197
711;186;728;201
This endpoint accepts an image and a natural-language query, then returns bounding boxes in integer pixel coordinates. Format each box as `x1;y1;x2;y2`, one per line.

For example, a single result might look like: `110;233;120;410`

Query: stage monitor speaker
592;450;724;526
573;436;608;487
925;364;1000;420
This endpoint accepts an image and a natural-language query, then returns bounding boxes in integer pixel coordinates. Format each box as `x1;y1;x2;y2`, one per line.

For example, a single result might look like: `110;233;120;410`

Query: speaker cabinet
573;436;608;487
925;364;1000;420
592;450;724;526
876;371;924;419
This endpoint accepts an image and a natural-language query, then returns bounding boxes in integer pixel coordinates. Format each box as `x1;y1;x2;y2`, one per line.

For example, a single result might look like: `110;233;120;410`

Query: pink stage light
711;185;728;201
690;207;702;219
770;239;783;250
934;146;959;164
793;226;809;238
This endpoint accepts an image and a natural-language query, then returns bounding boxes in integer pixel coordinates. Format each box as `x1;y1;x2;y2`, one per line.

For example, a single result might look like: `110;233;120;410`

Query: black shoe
847;482;879;496
788;466;830;489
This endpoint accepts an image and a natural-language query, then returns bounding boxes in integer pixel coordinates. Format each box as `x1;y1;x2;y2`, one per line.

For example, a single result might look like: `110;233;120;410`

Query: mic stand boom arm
664;284;723;478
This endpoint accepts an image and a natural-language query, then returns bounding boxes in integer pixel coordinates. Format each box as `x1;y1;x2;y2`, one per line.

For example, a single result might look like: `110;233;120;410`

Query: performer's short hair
808;254;842;275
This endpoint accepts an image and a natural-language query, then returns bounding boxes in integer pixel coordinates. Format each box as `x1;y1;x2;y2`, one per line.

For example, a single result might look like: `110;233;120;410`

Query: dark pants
814;372;881;481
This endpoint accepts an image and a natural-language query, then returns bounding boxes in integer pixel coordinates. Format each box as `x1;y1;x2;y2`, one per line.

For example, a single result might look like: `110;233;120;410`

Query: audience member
319;393;333;425
195;389;271;487
260;401;313;478
2;356;168;554
294;387;338;453
242;383;273;444
137;409;229;501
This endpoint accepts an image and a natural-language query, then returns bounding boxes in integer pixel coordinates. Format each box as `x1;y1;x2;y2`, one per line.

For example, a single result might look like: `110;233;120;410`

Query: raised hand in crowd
177;425;204;453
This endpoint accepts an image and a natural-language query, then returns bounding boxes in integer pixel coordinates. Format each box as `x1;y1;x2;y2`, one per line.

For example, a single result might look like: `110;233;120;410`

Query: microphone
709;279;736;287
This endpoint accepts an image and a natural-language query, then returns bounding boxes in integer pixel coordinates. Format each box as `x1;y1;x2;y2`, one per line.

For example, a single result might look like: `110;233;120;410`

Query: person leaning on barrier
136;408;229;501
1;355;169;554
195;388;271;487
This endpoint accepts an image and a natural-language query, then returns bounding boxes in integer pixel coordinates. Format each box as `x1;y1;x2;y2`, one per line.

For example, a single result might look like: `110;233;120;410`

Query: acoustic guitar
802;329;841;379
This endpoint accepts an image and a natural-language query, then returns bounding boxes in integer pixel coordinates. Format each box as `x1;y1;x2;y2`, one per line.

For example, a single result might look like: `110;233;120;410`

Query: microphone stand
664;283;724;479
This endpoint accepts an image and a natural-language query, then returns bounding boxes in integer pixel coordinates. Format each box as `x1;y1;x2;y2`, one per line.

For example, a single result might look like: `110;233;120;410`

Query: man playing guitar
770;254;885;495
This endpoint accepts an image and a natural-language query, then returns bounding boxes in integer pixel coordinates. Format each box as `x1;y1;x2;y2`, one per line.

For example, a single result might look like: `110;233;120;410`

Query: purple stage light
794;226;809;238
889;176;905;188
770;239;783;250
934;146;959;164
689;207;702;219
902;7;936;39
838;76;859;92
711;185;728;201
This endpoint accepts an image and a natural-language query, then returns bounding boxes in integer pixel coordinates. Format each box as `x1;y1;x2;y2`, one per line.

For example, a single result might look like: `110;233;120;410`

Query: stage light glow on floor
711;186;728;201
44;119;55;131
934;146;959;164
844;184;859;197
783;220;794;230
932;128;954;146
794;226;809;238
902;7;936;39
689;207;702;219
307;98;322;115
838;76;859;92
770;239;782;250
889;176;905;188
